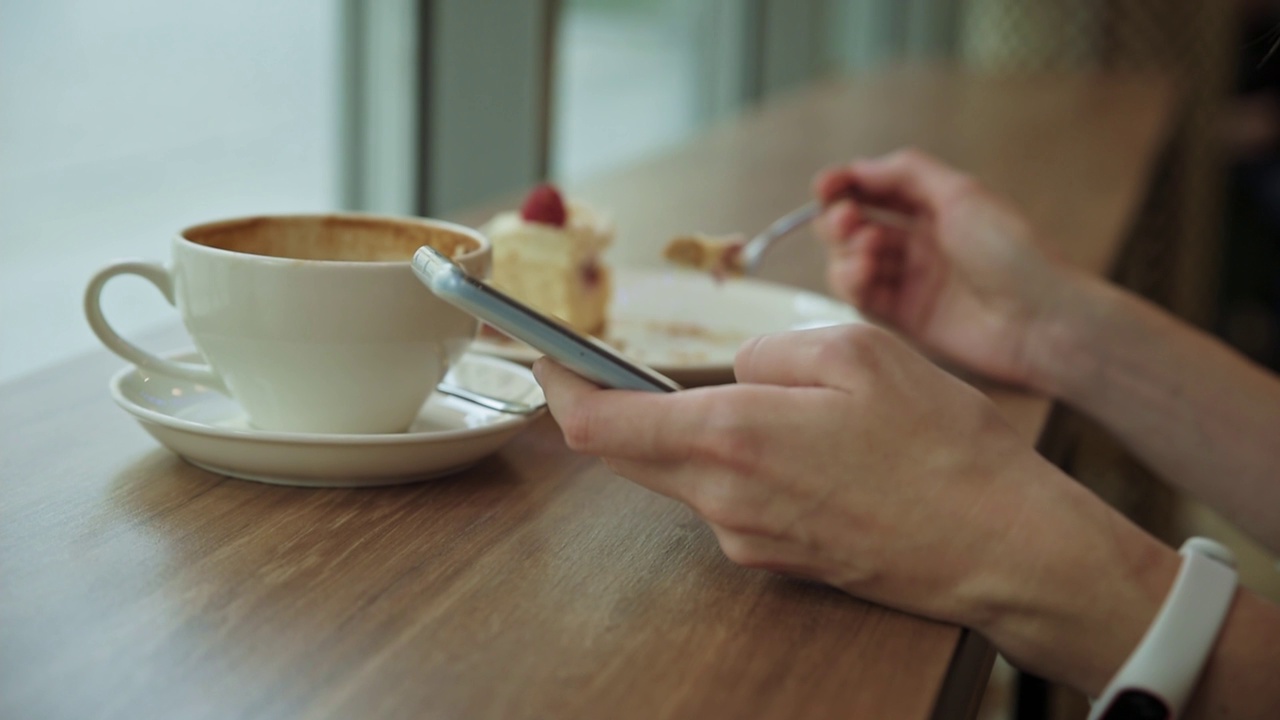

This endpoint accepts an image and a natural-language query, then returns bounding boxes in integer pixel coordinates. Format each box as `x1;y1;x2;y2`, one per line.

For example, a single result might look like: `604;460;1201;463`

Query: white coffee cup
85;214;490;434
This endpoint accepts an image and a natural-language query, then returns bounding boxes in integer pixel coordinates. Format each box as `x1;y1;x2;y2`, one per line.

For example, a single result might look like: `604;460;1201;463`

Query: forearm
1029;272;1280;552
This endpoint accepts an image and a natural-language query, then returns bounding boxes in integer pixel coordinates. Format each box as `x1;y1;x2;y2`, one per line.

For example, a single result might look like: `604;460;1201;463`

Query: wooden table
0;66;1174;720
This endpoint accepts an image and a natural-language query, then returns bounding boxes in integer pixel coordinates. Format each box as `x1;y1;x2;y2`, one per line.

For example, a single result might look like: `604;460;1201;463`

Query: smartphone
412;245;682;393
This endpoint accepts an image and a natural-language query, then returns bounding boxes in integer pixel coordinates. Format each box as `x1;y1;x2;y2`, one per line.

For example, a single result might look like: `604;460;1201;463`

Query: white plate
472;267;862;385
110;351;546;487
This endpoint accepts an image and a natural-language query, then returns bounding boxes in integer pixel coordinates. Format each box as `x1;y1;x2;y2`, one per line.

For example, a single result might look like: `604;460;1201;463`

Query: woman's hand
533;325;1178;695
814;149;1078;392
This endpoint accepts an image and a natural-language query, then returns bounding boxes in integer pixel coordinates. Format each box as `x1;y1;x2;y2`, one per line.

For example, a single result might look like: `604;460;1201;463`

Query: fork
739;199;908;274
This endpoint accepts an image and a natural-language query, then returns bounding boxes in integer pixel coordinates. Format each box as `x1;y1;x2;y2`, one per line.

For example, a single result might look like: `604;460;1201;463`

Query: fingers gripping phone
412;245;682;393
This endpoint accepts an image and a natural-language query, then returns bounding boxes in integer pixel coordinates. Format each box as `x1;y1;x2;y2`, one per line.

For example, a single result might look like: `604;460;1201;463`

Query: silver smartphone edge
412;247;681;393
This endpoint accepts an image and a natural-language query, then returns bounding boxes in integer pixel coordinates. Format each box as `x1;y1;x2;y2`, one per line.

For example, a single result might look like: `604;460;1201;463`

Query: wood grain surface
0;66;1174;720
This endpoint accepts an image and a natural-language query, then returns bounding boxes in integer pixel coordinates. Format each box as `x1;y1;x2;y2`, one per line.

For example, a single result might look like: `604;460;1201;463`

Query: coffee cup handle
84;260;228;392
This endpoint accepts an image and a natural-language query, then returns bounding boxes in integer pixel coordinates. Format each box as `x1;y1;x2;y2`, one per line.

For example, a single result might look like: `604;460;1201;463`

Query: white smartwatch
1088;537;1238;720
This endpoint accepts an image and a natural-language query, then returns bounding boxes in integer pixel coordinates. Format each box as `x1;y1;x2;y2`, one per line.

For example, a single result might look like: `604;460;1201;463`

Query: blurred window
0;0;343;380
552;0;724;183
0;0;837;380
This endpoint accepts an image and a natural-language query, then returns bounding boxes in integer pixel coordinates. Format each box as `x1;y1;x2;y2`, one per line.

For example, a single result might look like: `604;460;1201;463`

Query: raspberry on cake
481;184;613;336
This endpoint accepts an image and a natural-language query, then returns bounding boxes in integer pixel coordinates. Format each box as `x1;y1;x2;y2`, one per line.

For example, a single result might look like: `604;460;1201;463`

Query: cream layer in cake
481;203;613;335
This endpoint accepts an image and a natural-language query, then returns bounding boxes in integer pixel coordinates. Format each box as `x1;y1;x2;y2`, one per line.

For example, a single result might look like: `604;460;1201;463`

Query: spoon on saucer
437;381;545;415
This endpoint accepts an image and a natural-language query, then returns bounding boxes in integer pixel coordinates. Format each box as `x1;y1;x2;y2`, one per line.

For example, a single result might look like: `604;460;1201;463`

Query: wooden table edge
930;630;997;720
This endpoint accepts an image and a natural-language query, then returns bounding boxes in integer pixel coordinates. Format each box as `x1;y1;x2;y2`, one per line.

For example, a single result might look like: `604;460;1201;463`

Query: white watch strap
1088;537;1238;720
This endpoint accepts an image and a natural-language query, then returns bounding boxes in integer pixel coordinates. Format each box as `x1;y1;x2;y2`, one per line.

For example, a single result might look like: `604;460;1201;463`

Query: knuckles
886;146;980;204
689;395;765;475
558;404;601;454
813;323;892;384
692;476;755;533
680;396;773;534
716;533;771;569
888;146;933;169
939;176;982;207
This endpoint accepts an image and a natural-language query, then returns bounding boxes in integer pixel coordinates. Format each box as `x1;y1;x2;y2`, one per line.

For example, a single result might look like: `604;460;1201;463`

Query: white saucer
110;351;546;487
472;267;862;385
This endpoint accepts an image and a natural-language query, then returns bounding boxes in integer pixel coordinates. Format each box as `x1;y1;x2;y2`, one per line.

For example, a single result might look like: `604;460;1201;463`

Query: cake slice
663;233;746;279
481;184;613;335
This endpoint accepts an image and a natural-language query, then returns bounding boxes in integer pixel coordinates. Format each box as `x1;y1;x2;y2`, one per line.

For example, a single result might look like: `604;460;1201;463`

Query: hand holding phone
412;245;681;393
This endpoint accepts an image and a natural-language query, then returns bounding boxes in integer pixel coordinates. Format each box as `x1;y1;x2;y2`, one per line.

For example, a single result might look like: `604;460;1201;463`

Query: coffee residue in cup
184;215;479;262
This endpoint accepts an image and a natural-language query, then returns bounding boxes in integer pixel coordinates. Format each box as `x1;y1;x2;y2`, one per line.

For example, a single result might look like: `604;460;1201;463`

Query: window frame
347;0;839;217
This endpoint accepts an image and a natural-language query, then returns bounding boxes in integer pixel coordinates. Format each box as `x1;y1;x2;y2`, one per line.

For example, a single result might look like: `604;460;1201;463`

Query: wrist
1090;538;1239;720
1021;268;1120;403
966;467;1181;695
